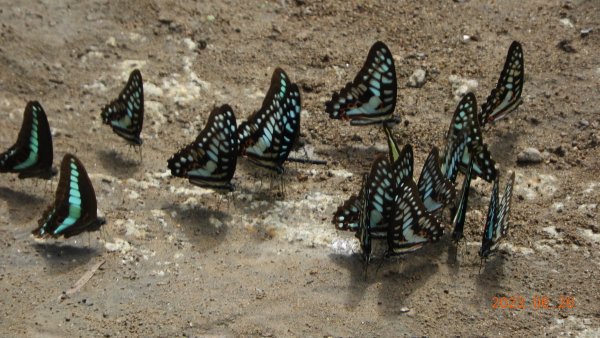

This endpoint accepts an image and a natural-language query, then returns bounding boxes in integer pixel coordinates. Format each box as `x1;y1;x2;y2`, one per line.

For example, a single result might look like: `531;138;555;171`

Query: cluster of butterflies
331;40;523;271
0;38;523;261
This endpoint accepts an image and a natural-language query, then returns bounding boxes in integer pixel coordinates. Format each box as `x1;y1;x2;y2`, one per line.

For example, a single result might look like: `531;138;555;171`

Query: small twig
58;259;105;301
286;157;327;165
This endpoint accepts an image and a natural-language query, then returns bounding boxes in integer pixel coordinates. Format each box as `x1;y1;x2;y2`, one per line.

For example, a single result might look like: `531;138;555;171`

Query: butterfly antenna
138;145;143;163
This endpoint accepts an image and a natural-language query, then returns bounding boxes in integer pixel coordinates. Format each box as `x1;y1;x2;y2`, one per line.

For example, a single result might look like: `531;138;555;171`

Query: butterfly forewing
101;69;144;145
480;41;524;125
497;172;515;238
387;176;443;255
168;105;238;191
418;147;456;213
362;155;395;238
32;154;105;239
326;41;398;125
479;175;500;257
238;68;301;173
0;101;55;179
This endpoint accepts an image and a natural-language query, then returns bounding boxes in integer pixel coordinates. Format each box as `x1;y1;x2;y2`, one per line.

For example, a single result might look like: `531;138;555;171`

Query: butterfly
451;161;473;242
479;41;524;126
386;174;444;256
0;101;57;179
237;68;301;174
32;154;106;239
417;147;456;213
101;69;144;146
479;172;516;258
383;125;413;184
333;155;394;239
440;93;497;183
325;41;398;126
167;105;238;191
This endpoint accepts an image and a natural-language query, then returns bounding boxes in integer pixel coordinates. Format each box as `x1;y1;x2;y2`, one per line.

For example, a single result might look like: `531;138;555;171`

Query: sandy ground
1;0;599;336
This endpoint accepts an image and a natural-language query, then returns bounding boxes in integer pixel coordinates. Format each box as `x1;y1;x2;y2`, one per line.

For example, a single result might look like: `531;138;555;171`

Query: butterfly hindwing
418;147;456;213
480;41;524;125
32;154;105;239
479;172;515;258
238;68;301;173
451;162;473;241
387;176;443;256
101;69;144;145
326;41;398;126
0;101;55;179
167;105;238;191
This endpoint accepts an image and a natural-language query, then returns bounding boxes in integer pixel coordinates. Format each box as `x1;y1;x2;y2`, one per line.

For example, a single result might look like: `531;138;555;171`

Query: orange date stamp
492;295;576;310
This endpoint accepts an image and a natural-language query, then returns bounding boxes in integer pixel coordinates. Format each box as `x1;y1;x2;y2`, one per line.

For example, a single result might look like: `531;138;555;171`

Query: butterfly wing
325;41;397;126
387;176;443;255
33;154;105;239
441;93;497;183
418;147;456;213
479;175;500;257
101;69;144;145
238;68;301;173
497;172;516;238
451;162;473;241
479;41;524;125
333;193;362;232
168;105;238;191
0;101;55;179
362;155;395;238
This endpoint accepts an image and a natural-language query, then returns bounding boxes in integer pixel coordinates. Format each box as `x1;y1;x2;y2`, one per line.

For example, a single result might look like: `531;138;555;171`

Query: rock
517;148;543;164
407;69;427;88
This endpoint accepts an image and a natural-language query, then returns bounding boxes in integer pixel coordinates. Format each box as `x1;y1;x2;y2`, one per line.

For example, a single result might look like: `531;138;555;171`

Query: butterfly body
479;172;516;258
480;41;524;126
0;101;57;180
101;69;144;146
168;105;238;191
32;154;105;239
326;41;398;126
238;68;301;174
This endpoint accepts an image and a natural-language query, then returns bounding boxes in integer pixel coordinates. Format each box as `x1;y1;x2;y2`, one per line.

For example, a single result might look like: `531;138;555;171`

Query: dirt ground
1;0;599;336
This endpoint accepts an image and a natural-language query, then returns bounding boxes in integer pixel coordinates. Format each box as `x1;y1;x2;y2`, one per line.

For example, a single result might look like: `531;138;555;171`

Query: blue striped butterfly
479;41;524;126
167;105;238;191
417;147;456;213
326;41;398;125
0;101;57;179
238;68;301;174
101;69;144;146
451;161;473;242
386;174;443;256
480;172;515;258
333;155;394;239
32;154;106;239
440;93;497;183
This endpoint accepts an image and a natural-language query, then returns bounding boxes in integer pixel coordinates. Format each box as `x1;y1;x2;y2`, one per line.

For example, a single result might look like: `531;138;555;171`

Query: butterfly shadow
31;241;100;274
0;186;48;224
475;254;507;295
375;243;445;316
317;144;381;172
488;127;520;165
327;252;377;308
162;202;230;252
96;149;142;178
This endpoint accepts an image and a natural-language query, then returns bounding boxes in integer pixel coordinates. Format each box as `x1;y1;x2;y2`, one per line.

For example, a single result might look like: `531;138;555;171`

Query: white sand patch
448;75;478;101
144;82;164;98
515;173;558;200
104;238;132;253
542;226;560;238
151;209;168;228
183;37;196;51
114;219;147;238
118;60;147;78
500;242;534;255
578;229;600;243
83;80;107;93
330;237;360;255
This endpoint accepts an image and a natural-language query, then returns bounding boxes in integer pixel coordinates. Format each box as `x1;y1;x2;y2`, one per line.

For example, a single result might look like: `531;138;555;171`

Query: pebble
407;69;427;88
517;147;543;164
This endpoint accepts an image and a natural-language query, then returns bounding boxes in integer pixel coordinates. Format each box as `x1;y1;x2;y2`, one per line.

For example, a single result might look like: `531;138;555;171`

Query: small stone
578;119;589;128
399;307;410;313
407;69;427;88
580;28;593;38
552;145;566;157
517;148;543;164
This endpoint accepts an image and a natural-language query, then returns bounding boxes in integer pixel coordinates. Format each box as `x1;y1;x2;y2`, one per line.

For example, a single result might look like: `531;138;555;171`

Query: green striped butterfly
480;172;515;258
0;101;56;179
479;41;524;126
326;41;398;126
167;105;238;191
32;154;105;239
440;93;497;183
101;69;144;146
238;68;301;174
